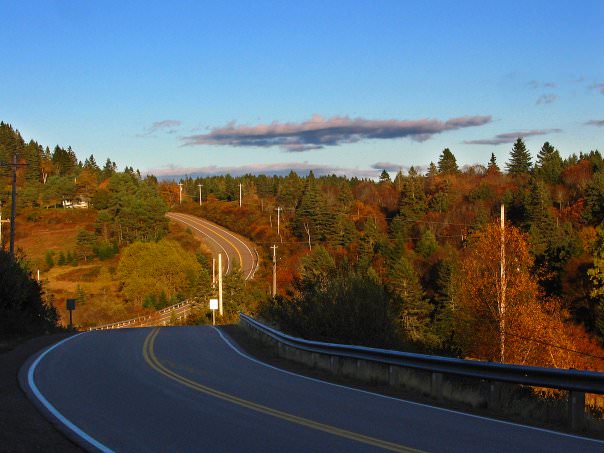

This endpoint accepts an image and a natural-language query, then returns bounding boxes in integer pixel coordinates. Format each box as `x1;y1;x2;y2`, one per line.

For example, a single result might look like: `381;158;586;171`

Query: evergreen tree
416;229;438;258
379;169;392;183
393;170;405;191
534;142;562;184
84;154;100;172
357;217;383;270
294;171;333;242
0;250;59;339
277;171;304;209
437;148;459;174
388;254;433;343
76;229;97;262
299;246;336;284
588;231;604;343
101;158;117;180
525;178;555;256
398;167;427;221
427;162;438;177
584;173;604;225
487;153;500;174
506;138;532;175
51;145;77;176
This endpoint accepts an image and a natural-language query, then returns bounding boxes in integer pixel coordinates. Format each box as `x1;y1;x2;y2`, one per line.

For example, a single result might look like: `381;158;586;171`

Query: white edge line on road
192;215;256;280
170;212;256;280
213;326;604;446
27;332;115;453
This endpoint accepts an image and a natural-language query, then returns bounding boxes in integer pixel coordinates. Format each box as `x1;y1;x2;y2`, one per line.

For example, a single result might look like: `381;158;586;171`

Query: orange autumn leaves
456;221;604;370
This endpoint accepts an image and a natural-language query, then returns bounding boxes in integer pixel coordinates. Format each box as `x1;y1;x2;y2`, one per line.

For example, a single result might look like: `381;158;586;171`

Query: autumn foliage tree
455;221;602;369
117;240;205;306
454;221;540;362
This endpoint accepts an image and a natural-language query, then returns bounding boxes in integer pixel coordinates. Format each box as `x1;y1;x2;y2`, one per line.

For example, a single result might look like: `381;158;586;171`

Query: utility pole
218;253;223;316
271;244;278;297
212;258;216;285
500;203;506;363
178;183;183;204
0;152;27;259
198;184;202;206
239;183;242;208
0;203;9;250
10;152;17;258
274;206;283;241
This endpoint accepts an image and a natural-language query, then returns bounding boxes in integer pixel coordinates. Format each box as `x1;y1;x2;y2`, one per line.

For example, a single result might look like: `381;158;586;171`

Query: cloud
464;129;562;145
146;162;382;180
536;94;558;105
590;83;604;94
181;114;492;152
371;162;403;172
586;120;604;127
528;80;557;89
138;119;182;137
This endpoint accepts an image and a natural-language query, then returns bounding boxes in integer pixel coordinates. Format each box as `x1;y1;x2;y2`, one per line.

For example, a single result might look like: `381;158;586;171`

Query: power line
504;330;604;362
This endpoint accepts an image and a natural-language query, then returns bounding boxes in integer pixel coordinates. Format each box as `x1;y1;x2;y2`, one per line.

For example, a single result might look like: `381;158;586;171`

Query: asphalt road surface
166;212;257;280
23;327;604;452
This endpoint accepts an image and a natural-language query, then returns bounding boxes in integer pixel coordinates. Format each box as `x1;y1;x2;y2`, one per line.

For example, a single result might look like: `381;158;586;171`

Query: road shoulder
1;334;84;453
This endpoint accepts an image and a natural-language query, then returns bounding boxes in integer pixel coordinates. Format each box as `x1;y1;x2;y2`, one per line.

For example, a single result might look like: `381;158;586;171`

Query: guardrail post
388;365;399;387
568;391;585;431
431;372;443;400
330;356;339;375
488;381;501;410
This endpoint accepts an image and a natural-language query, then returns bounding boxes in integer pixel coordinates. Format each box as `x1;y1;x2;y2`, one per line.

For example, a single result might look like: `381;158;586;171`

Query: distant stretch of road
23;327;604;452
166;212;257;280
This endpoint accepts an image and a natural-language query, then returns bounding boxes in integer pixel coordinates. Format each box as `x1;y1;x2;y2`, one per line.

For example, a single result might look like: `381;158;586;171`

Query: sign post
209;298;218;325
66;298;76;329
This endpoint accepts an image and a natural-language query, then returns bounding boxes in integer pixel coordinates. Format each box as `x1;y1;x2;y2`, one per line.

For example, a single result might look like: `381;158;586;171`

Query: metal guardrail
240;313;604;395
89;301;192;331
240;312;604;433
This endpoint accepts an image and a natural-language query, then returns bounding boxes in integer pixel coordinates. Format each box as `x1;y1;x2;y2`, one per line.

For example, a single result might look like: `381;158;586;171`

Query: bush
94;241;118;260
44;250;55;270
260;266;399;348
0;250;59;339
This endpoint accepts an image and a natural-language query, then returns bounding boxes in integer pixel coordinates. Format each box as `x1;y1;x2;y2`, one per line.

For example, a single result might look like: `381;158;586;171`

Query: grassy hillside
13;208;213;328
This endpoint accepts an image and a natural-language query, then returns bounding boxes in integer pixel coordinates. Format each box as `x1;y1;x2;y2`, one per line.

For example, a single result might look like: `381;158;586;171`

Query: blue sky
1;1;603;178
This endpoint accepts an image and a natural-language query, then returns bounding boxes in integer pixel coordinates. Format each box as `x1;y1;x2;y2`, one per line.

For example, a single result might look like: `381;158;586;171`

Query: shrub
0;250;59;339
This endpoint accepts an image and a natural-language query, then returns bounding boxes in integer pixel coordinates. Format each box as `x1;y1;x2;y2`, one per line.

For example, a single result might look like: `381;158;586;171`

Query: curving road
167;212;257;280
23;327;604;452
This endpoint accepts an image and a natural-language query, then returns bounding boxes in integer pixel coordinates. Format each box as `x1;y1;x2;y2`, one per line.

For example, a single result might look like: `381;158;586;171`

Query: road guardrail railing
89;301;192;331
239;313;604;431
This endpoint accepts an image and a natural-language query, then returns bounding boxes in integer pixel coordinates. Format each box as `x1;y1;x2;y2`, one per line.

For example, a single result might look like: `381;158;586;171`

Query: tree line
173;138;604;369
4;119;604;370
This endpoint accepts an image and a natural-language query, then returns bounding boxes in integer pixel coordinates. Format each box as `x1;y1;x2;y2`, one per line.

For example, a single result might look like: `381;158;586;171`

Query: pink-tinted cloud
146;162;381;179
586;120;604;127
371;162;403;172
464;129;562;145
181;114;492;151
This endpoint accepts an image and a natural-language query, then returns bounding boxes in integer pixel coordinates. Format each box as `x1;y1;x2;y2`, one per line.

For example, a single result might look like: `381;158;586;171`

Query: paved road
24;327;604;452
167;212;257;280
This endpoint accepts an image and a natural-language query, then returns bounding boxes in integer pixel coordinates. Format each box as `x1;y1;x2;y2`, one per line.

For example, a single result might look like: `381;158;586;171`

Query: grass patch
55;265;101;282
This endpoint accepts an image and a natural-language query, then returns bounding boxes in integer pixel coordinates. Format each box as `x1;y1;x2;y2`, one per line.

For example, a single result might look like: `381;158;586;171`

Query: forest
2;121;604;374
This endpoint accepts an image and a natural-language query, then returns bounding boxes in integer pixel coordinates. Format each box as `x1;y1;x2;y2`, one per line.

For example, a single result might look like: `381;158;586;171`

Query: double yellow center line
142;328;421;452
168;213;245;275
